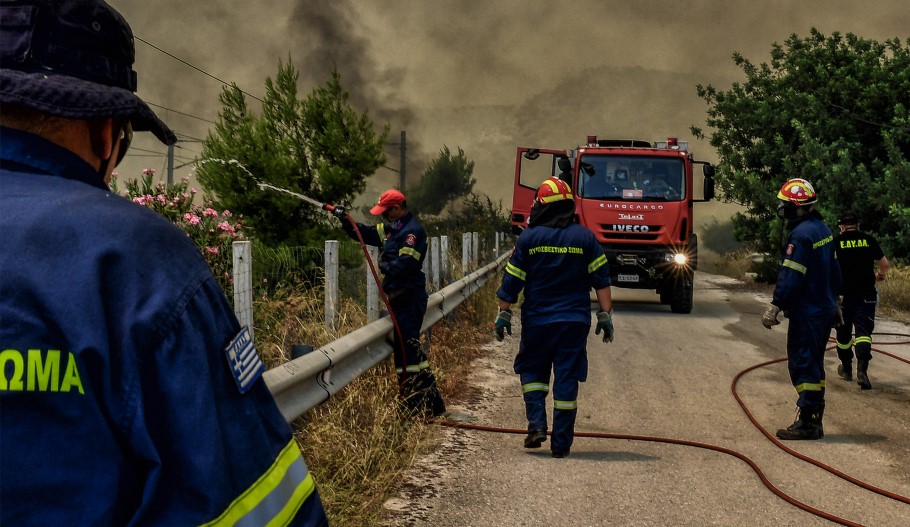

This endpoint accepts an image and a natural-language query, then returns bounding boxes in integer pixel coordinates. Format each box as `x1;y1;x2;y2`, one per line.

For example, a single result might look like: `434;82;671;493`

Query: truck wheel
659;288;671;305
670;273;694;314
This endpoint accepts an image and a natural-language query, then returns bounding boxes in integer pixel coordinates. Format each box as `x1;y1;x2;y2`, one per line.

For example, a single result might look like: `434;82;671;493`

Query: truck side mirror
704;178;715;201
703;163;716;178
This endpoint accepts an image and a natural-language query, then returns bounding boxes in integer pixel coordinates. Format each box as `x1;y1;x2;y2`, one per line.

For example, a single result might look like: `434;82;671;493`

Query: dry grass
877;264;910;324
712;253;910;323
252;277;500;526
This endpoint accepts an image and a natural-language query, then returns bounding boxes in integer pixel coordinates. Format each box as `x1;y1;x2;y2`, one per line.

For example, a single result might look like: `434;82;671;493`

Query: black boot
837;362;853;381
776;407;824;440
857;360;872;390
524;429;547;449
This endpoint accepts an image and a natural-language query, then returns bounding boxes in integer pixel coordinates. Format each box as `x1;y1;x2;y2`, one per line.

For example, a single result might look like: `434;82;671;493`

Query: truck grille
599;224;662;241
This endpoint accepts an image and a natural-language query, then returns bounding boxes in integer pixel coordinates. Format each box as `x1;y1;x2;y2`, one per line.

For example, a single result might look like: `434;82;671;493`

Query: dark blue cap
0;0;175;145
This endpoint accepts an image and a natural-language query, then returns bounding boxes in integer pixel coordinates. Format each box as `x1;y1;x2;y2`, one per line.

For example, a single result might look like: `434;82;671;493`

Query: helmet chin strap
777;201;812;221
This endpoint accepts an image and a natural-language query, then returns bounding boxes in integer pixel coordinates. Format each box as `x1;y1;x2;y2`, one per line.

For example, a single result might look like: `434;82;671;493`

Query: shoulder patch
785;243;794;256
224;326;264;394
405;233;417;247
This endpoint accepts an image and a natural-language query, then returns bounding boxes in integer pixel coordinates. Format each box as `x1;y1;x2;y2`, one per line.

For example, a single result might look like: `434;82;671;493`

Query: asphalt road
382;272;910;527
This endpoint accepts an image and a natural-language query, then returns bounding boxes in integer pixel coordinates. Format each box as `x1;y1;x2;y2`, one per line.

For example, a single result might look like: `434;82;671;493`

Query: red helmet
777;178;817;205
536;177;574;204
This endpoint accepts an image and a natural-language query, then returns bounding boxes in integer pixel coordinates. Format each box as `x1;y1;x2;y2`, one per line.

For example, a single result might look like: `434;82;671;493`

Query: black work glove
595;310;614;343
494;309;512;341
330;206;345;218
833;300;844;328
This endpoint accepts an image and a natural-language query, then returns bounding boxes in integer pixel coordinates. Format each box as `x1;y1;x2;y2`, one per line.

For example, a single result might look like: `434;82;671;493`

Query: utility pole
167;142;174;186
398;130;406;190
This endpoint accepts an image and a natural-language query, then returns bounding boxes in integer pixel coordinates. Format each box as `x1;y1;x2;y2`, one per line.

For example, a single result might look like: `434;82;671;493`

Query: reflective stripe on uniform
794;380;825;393
554;399;577;410
854;336;872;345
505;262;526;281
588;253;607;273
836;338;854;350
782;259;807;274
399;246;421;260
201;439;316;527
376;223;386;245
395;360;430;374
522;382;549;394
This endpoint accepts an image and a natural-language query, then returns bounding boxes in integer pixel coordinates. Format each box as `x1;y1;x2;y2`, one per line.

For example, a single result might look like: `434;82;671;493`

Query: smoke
114;0;909;205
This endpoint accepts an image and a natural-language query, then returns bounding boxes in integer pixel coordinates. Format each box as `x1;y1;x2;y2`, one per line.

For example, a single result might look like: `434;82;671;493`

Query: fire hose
430;333;910;527
255;181;411;383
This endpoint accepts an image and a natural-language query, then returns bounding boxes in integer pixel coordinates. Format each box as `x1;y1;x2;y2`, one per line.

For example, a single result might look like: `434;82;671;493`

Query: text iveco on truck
510;136;715;313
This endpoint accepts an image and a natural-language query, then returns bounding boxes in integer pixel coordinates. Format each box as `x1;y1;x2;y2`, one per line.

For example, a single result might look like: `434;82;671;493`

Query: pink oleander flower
142;168;156;176
156;195;167;204
183;213;201;225
205;246;220;255
203;208;219;218
217;221;235;235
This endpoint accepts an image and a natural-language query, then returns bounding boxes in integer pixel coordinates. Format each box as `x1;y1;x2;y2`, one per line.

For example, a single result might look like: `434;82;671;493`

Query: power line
146;101;218;126
135;36;264;103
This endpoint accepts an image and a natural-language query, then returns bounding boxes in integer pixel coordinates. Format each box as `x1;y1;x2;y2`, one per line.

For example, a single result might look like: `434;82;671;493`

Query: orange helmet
777;178;817;205
536;177;574;204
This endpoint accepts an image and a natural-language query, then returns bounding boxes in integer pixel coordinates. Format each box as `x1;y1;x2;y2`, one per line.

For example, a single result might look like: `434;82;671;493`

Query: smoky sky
113;0;909;205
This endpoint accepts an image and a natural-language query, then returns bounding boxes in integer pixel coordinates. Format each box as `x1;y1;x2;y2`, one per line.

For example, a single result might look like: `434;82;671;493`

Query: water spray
254;179;411;382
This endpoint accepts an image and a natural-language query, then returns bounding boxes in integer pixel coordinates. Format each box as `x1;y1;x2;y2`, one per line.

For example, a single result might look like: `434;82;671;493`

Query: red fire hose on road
430;333;910;526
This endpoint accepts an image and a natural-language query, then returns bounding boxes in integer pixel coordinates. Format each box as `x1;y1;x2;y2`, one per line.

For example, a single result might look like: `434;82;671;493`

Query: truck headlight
665;253;687;265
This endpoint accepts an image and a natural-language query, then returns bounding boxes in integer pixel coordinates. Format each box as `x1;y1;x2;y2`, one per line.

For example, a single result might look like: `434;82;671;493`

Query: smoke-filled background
114;0;908;254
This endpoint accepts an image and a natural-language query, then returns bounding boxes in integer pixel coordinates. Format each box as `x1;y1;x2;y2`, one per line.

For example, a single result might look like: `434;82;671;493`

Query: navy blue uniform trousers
515;322;589;453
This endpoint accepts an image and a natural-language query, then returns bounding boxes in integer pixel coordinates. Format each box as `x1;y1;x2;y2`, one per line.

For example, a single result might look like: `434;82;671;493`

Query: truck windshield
577;155;685;202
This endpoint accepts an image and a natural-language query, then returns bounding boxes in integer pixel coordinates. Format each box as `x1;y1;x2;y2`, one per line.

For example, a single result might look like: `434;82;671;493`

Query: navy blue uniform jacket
0;128;327;526
497;223;611;326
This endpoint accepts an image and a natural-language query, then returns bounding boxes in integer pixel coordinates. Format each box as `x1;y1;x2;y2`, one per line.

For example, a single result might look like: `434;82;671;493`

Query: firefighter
761;178;841;440
833;210;890;389
0;1;328;524
494;177;614;458
336;189;447;417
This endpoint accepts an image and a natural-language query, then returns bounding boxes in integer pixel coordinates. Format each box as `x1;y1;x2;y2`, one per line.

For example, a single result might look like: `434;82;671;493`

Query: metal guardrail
264;252;510;423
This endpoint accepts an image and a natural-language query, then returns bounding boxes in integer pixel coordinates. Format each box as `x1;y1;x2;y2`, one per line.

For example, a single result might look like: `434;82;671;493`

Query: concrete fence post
232;240;254;341
366;245;380;322
325;240;339;330
462;232;471;275
430;236;440;290
440;235;450;284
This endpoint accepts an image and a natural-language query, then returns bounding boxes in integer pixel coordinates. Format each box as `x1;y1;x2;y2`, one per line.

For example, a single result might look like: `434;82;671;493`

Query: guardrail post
325;240;339;330
366;245;380;321
232;240;254;341
472;232;479;269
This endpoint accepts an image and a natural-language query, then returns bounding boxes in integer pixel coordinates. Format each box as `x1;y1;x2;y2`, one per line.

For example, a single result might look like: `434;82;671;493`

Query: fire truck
509;136;716;313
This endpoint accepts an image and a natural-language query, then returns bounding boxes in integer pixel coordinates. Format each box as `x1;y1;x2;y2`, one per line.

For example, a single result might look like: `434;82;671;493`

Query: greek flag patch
224;326;264;394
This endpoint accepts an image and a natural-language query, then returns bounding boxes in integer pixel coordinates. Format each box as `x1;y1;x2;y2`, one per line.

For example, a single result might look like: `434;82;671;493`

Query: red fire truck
510;136;716;313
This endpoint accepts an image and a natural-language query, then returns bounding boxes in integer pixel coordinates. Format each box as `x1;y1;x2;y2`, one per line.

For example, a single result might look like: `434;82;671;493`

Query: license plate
617;274;639;283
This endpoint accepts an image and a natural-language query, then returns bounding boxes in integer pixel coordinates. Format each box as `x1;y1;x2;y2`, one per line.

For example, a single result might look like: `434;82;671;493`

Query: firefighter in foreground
495;177;613;458
761;178;841;440
336;189;447;417
0;1;327;524
833;210;890;389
